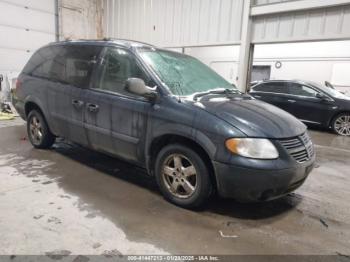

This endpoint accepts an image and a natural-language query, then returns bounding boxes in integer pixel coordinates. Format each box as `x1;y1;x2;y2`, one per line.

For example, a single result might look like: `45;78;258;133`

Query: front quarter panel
146;97;246;163
323;98;350;127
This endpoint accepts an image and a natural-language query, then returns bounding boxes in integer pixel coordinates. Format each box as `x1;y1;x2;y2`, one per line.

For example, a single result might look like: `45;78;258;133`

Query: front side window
97;47;150;97
139;49;234;96
289;84;319;97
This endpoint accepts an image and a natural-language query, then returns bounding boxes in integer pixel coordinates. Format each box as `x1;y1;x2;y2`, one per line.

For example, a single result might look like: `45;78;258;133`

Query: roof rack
50;38;155;49
102;38;154;46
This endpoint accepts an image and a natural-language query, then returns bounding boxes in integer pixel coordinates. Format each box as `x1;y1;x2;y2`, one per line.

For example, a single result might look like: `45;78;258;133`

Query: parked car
13;40;315;208
250;80;350;136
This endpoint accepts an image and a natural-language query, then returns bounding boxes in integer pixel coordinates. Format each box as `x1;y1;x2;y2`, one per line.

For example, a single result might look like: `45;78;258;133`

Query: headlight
225;138;279;159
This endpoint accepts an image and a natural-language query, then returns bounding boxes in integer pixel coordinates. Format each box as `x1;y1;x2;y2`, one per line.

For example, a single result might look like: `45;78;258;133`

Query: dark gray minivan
13;39;315;208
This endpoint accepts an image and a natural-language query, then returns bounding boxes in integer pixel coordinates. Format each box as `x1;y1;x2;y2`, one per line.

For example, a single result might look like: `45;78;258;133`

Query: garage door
0;0;56;74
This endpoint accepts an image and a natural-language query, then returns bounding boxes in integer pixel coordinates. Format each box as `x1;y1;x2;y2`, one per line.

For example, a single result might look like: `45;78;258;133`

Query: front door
84;47;155;163
286;83;335;125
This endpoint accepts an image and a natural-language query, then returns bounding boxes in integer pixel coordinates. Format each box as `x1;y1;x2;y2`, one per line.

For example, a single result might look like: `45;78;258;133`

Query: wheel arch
147;133;218;191
329;111;350;128
24;99;55;135
25;101;44;118
24;95;47;117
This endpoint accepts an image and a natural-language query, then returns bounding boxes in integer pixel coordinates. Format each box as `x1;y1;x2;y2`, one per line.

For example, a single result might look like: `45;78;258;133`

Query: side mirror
325;81;335;89
125;78;158;102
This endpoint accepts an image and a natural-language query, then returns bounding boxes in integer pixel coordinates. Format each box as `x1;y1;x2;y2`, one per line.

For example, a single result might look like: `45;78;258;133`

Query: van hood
192;96;306;139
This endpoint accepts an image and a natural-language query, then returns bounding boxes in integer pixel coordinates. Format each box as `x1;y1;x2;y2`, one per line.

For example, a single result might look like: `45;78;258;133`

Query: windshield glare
309;81;349;99
139;49;235;96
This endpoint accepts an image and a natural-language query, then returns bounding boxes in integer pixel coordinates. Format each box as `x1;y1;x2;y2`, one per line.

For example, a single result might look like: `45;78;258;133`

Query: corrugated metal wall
252;4;350;43
105;0;244;47
0;0;56;72
106;0;350;47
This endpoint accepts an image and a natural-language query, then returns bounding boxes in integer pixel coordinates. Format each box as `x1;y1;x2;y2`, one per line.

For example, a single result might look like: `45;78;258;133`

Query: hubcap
162;154;197;199
29;116;43;145
335;115;350;136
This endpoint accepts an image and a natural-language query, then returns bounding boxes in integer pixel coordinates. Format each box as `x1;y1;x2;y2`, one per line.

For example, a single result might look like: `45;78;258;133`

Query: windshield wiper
193;88;241;101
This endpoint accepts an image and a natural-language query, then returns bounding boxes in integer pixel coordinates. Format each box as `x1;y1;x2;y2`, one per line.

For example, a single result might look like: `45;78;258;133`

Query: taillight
15;79;22;91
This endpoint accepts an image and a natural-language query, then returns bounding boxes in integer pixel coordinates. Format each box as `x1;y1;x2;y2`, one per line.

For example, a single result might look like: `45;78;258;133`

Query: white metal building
0;0;57;75
104;0;350;92
2;0;350;93
254;41;350;93
0;0;104;78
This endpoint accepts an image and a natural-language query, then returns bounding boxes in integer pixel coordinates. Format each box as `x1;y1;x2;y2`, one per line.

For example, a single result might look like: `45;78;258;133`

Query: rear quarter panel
14;74;54;133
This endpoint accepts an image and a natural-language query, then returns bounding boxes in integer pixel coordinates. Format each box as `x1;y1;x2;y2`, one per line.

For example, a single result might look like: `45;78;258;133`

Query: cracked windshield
139;49;235;96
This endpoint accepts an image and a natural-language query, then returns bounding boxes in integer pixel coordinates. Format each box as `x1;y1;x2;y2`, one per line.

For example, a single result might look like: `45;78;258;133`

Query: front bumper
213;158;315;202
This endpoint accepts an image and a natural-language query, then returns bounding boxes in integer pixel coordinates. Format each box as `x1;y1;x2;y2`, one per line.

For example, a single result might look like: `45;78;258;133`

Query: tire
155;144;212;209
332;113;350;136
27;109;55;149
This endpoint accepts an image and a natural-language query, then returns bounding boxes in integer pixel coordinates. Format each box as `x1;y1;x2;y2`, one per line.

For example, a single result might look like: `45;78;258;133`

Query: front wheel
332;113;350;136
155;144;212;209
27;110;55;149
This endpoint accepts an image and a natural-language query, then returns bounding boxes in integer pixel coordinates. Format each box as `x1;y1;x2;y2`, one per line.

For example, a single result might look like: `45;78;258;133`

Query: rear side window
24;44;102;88
252;83;273;92
253;82;289;94
54;45;102;88
23;47;56;78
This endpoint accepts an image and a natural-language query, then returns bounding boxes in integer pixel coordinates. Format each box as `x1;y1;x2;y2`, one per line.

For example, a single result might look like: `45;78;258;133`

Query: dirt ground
0;118;349;256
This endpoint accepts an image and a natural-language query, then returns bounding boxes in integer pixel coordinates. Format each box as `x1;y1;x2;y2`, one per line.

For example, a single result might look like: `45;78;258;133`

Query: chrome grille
279;132;314;163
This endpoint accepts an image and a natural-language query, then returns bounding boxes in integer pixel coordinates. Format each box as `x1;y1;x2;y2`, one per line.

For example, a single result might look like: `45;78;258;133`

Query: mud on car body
13;39;315;208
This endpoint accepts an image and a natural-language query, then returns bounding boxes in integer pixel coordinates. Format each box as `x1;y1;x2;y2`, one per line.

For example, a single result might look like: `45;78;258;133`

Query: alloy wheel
334;115;350;136
29;116;43;145
162;154;197;199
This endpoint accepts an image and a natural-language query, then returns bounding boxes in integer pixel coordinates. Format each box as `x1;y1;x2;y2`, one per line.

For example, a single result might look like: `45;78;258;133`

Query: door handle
72;99;84;108
87;103;99;113
288;99;296;103
253;95;262;98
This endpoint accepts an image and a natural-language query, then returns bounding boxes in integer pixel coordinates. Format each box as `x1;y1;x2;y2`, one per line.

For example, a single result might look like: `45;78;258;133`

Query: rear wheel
155;144;212;208
332;113;350;136
27;110;55;148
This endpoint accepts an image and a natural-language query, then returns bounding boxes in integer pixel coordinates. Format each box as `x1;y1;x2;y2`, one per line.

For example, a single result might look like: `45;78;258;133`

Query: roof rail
103;38;154;46
49;38;155;48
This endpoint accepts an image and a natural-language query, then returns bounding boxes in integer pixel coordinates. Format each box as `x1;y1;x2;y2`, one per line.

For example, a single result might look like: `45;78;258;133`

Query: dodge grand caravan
13;40;315;208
